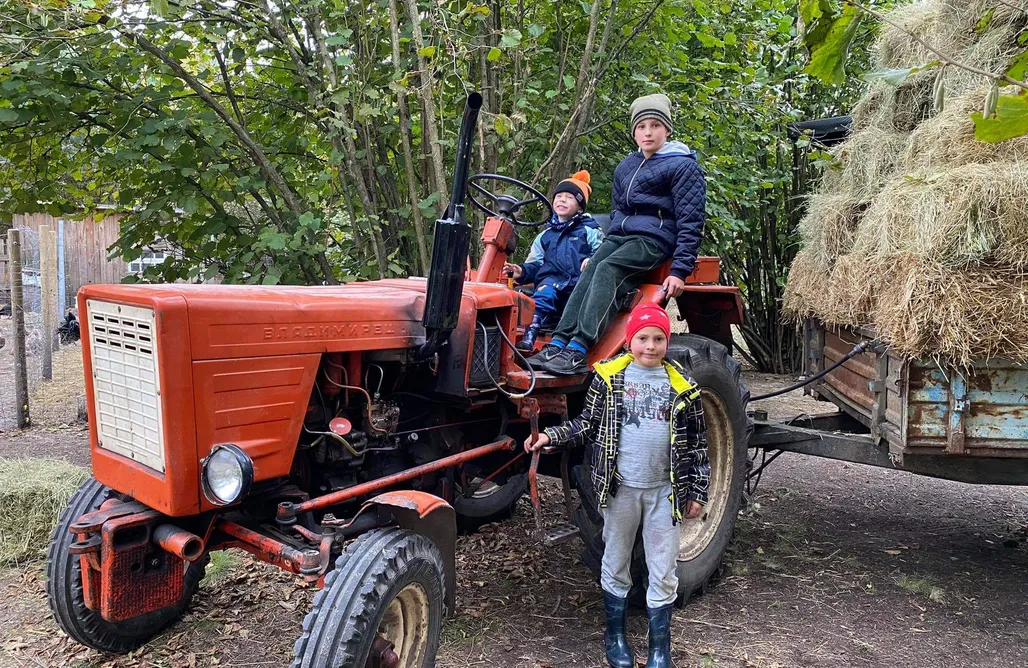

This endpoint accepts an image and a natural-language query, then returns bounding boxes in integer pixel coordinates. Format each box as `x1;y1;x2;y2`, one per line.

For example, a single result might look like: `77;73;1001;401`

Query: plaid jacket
543;353;709;524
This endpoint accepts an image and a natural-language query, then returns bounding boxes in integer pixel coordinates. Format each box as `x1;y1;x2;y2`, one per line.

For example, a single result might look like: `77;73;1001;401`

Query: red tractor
47;94;750;667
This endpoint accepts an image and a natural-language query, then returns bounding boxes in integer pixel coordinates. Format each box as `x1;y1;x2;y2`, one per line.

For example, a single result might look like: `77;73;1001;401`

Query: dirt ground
0;371;1026;667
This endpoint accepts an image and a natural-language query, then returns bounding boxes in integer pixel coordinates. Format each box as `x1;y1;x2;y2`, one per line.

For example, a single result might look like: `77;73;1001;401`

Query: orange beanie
553;170;592;210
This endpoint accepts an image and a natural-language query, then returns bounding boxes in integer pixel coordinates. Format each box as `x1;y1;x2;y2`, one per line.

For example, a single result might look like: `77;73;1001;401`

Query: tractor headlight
201;444;254;506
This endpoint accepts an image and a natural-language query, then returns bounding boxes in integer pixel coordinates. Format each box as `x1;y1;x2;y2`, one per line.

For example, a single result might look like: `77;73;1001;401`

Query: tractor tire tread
46;477;205;654
291;527;445;668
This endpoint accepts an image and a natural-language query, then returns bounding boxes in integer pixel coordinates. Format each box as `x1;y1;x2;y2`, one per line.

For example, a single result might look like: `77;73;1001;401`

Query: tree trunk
402;0;448;209
389;0;431;274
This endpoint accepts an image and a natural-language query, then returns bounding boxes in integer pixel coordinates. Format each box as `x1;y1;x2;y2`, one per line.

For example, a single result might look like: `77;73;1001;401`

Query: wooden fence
0;212;128;311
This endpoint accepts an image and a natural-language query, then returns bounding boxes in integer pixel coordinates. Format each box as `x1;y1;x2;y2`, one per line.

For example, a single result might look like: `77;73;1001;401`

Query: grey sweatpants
600;483;680;608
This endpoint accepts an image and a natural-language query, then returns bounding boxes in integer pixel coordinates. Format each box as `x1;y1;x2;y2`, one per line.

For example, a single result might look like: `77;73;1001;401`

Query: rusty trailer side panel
804;321;1028;460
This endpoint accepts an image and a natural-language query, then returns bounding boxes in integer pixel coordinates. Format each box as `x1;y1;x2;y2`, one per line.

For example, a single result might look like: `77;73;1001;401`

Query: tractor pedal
539;523;580;547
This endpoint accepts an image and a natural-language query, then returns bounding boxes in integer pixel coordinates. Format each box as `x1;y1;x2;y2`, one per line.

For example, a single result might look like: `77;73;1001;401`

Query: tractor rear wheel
46;477;207;653
292;527;445;668
572;334;750;605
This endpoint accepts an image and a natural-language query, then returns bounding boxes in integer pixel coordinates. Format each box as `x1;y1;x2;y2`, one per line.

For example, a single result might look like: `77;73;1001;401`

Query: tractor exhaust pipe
153;524;204;562
418;92;483;361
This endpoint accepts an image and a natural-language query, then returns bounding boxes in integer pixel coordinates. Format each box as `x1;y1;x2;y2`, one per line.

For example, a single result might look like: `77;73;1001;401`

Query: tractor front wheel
46;477;207;653
292;527;445;668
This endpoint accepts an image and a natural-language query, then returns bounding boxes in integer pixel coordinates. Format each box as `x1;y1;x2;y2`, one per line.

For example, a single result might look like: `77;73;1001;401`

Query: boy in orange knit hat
503;170;604;351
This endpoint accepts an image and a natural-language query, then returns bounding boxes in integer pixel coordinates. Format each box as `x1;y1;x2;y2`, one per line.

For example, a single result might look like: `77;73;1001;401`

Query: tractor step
539;523;580;547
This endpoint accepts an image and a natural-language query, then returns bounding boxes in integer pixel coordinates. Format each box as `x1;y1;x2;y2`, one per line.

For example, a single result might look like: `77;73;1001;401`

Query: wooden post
8;229;30;428
48;228;59;353
39;224;53;380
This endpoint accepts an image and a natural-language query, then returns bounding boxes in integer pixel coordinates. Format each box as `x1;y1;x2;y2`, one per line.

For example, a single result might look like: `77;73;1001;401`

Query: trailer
749;319;1028;486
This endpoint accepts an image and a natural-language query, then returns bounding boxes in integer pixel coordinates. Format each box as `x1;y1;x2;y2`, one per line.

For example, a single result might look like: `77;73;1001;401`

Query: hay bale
823;254;878;326
903;85;1028;169
782;249;831;320
874;2;951;69
798;193;863;267
0;459;87;566
855;164;1028;268
873;257;1028;364
852;77;935;134
937;0;1028;34
821;127;908;201
788;0;1028;365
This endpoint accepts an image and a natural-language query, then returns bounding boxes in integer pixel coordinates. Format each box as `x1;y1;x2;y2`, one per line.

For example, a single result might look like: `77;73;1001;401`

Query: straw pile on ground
0;459;87;566
785;0;1028;365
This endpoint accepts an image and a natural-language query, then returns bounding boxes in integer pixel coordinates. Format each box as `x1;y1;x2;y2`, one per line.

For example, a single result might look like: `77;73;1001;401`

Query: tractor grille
86;300;165;472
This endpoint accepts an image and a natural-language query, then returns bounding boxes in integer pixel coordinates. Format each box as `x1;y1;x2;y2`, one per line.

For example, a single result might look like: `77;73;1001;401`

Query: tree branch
117;27;307;215
213;45;247;129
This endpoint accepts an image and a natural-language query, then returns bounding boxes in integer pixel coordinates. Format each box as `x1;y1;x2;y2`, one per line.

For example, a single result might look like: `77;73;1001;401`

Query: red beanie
625;302;671;343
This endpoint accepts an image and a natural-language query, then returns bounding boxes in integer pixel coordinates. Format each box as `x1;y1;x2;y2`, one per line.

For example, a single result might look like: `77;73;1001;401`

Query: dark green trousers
552;236;666;349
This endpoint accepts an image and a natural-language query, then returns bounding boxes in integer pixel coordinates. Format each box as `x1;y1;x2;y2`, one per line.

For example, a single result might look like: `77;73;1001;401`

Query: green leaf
0;108;18;122
1006;50;1028;82
976;8;995;34
971;91;1028;142
418;46;436;58
262;267;282;285
1018;30;1028;46
527;23;545;38
724;32;738;46
493;115;512;136
804;5;864;85
499;29;522;48
863;61;939;86
151;0;169;18
486;47;502;62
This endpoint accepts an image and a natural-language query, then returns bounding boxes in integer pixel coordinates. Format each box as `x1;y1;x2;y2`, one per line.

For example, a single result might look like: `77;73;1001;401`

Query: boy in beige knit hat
528;92;707;378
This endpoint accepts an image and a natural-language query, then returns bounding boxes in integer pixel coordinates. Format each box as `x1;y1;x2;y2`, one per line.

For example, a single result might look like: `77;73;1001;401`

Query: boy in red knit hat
503;170;604;351
524;302;709;668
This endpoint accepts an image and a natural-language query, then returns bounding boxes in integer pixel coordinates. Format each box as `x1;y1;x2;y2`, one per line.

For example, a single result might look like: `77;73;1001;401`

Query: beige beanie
630;93;673;133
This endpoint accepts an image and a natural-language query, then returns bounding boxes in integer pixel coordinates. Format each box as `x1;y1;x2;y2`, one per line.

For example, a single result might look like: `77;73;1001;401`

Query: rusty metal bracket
946;373;968;455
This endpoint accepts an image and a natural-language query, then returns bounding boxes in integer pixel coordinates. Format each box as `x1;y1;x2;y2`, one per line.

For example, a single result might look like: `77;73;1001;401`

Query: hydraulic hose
749;340;876;402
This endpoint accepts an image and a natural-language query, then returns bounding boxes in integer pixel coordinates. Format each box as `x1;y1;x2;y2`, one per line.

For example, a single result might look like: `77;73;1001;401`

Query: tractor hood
80;279;434;360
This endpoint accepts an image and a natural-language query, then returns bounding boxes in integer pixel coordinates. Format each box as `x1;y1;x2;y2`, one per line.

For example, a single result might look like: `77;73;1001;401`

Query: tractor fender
353;490;457;615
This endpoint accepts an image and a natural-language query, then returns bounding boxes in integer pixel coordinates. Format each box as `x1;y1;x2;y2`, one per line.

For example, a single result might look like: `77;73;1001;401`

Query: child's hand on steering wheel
503;263;523;280
661;275;686;298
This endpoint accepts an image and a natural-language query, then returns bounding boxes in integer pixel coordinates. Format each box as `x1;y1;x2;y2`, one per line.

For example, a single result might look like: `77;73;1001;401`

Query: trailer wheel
46;477;207;653
452;472;527;530
572;334;750;605
292;527;445;668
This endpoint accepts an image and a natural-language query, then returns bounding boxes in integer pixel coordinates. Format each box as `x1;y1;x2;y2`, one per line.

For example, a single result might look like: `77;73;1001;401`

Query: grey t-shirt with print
616;362;672;488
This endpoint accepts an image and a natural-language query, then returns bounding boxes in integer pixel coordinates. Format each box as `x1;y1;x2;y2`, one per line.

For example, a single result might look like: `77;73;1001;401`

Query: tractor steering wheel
467;174;553;227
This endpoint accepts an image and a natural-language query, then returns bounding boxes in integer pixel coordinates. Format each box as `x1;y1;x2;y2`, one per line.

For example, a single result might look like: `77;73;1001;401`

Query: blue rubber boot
645;604;673;668
516;316;541;352
603;592;635;668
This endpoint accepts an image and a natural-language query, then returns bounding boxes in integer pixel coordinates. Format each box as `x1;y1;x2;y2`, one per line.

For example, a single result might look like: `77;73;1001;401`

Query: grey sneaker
543;347;589;376
526;343;564;370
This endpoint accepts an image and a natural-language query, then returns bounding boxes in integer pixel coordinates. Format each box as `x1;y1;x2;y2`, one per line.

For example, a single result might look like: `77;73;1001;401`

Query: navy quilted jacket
518;213;604;291
609;141;706;279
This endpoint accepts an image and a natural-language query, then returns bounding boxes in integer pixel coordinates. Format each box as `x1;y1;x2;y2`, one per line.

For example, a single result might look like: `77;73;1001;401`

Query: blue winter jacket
518;213;604;291
609;141;706;280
